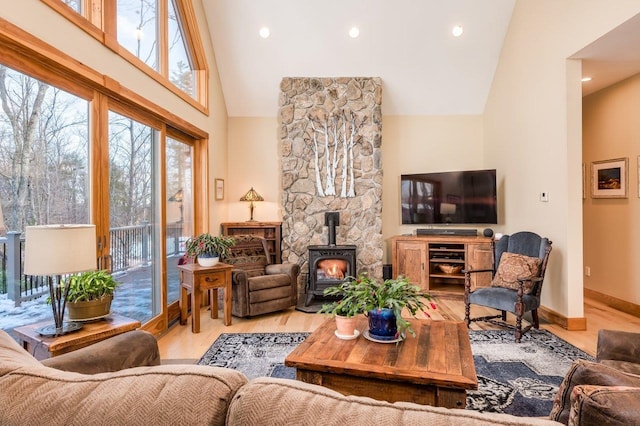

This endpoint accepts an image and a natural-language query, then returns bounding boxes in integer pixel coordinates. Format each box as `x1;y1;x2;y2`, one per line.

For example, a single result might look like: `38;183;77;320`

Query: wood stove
305;244;356;306
304;211;357;306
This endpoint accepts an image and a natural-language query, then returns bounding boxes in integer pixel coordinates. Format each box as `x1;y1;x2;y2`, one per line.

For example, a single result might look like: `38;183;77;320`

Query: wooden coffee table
13;313;140;361
285;317;477;408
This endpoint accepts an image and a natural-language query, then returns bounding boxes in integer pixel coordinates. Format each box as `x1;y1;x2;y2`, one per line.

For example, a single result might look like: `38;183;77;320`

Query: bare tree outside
117;0;159;71
0;65;89;233
108;112;153;228
168;0;196;98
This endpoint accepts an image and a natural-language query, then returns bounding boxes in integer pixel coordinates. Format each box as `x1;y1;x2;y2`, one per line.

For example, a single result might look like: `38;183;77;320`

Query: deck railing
1;223;184;307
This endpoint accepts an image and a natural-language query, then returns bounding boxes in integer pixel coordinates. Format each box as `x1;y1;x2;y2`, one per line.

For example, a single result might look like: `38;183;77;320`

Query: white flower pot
197;255;219;267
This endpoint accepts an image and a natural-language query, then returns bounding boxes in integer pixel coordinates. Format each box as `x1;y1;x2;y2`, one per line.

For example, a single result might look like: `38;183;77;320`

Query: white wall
381;115;485;260
583;73;640;304
227;117;281;222
484;0;640;319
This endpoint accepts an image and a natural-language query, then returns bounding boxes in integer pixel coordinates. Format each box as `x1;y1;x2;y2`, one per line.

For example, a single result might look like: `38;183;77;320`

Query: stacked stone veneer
278;77;383;297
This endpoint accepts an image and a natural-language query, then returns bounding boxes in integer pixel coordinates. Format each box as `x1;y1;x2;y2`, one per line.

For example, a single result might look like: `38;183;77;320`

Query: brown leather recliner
222;235;299;318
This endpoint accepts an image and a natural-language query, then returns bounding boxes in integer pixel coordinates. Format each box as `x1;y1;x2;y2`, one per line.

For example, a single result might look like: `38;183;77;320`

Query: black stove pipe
325;211;340;246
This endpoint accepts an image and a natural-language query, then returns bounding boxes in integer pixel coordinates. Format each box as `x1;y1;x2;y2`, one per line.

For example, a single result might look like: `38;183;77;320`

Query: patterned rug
197;328;593;417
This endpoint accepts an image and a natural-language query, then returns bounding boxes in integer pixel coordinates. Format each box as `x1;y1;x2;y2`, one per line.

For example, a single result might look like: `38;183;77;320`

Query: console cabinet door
466;242;493;290
395;241;428;290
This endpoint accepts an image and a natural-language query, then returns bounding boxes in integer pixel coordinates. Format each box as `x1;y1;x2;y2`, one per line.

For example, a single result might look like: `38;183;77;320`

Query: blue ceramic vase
367;308;398;341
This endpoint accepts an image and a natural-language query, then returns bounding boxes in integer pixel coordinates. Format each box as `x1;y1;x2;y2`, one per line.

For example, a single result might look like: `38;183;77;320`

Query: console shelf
391;235;493;297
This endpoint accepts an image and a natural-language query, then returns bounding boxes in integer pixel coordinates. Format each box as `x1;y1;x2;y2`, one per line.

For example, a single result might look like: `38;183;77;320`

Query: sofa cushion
0;331;248;426
0;330;43;375
41;330;160;374
550;359;640;424
600;359;640;375
491;252;542;294
1;364;248;426
568;385;640;426
227;377;561;425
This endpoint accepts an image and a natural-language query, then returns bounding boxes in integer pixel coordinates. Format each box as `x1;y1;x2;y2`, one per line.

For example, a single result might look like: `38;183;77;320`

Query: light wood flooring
157;295;640;360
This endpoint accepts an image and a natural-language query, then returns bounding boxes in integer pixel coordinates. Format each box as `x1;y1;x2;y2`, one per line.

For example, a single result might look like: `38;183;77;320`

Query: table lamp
240;187;264;221
24;224;97;337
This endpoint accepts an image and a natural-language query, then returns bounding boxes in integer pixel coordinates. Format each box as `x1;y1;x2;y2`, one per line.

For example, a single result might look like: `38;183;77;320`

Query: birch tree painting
308;109;361;198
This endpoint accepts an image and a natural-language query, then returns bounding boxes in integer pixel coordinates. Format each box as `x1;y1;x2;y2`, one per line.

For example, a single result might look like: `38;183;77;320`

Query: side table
13;313;141;361
177;262;234;333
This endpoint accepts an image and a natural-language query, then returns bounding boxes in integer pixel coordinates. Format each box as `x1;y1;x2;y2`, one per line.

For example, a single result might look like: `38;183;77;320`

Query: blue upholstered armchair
464;231;552;342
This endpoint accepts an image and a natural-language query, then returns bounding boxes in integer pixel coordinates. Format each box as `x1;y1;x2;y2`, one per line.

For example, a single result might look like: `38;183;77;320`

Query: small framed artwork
591;157;628;199
215;178;224;200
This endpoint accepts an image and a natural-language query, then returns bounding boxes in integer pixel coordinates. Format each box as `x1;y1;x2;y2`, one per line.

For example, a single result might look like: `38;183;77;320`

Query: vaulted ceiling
203;1;640;118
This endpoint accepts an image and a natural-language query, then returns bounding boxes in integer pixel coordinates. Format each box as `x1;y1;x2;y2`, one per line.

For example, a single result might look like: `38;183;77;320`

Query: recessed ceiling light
349;27;360;38
452;25;464;37
581;77;592;82
259;27;270;39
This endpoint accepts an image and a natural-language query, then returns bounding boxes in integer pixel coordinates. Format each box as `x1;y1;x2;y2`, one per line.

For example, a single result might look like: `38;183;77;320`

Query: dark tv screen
401;169;497;225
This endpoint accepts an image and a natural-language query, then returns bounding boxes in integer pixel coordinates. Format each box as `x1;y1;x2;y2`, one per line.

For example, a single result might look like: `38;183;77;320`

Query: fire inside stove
317;259;348;280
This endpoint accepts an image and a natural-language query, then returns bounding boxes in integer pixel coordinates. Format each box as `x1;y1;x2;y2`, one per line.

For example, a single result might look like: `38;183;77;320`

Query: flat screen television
401;169;497;225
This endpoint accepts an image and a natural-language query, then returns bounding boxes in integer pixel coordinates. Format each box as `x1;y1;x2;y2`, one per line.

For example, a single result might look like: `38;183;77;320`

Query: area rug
198;329;593;417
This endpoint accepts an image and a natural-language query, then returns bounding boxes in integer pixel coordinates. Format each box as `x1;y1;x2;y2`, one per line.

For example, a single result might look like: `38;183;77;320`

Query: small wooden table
177;262;234;333
285;317;477;408
13;313;140;360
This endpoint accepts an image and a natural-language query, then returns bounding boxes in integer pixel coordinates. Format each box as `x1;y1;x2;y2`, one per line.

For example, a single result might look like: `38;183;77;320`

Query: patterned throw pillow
491;252;542;294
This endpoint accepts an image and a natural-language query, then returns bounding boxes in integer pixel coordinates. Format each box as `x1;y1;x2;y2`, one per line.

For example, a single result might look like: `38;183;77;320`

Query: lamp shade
440;203;457;215
239;187;264;202
24;224;97;275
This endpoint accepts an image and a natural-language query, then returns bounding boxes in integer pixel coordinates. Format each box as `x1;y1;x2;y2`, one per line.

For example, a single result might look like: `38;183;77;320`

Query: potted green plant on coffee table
320;273;435;341
64;270;120;321
185;233;235;267
318;279;370;338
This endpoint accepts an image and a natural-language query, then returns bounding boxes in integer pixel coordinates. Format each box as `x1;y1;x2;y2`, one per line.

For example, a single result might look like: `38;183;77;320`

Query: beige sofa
0;329;562;425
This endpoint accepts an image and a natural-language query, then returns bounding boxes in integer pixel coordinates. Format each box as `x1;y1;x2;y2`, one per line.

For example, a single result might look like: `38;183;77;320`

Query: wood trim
585;288;640;318
91;92;110;266
40;0;103;40
114;46;208;114
158;0;169;77
194;137;209;233
538;305;587;331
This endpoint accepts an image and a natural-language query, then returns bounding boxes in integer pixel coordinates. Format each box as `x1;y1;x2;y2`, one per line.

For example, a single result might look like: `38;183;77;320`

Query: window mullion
158;0;169;77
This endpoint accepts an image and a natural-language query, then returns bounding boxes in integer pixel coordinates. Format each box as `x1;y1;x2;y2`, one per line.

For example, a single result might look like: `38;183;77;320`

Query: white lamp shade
440;202;457;215
24;224;97;275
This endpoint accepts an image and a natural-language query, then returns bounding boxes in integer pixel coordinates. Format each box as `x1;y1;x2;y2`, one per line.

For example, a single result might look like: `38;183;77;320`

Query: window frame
0;15;210;335
40;0;209;114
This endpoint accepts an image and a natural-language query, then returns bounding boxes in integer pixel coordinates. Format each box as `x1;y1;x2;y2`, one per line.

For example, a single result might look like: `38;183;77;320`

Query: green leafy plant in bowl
64;270;120;320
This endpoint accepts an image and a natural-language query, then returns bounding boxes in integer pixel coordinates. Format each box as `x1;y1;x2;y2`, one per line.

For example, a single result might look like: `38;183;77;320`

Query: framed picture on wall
591;157;628;198
215;178;224;200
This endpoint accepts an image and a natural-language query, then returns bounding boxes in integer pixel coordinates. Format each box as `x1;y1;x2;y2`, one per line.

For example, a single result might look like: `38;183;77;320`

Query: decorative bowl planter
367;308;398;341
67;294;113;321
438;264;462;274
197;254;219;267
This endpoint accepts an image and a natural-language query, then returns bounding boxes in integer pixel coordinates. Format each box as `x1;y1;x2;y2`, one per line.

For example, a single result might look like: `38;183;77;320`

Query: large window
166;136;193;305
117;0;158;71
43;0;204;106
0;66;89;233
108;110;160;324
168;0;195;98
0;16;208;336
